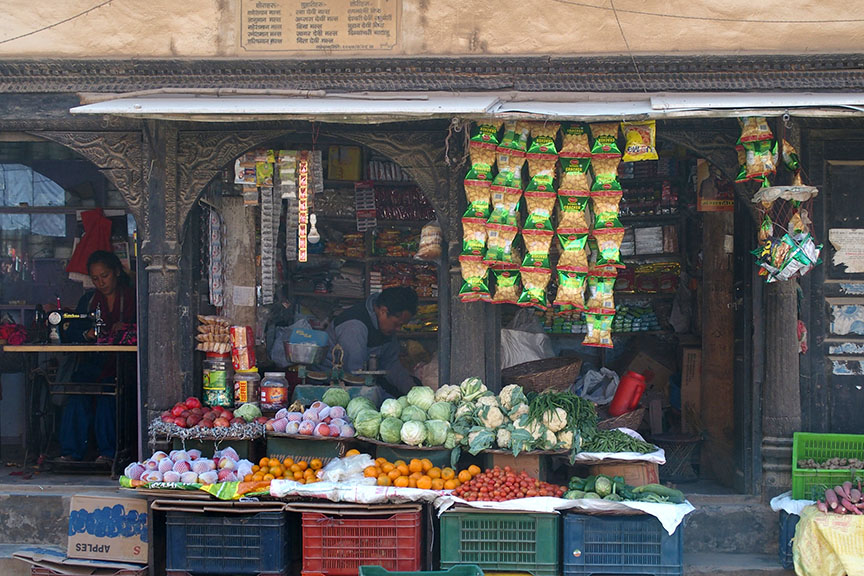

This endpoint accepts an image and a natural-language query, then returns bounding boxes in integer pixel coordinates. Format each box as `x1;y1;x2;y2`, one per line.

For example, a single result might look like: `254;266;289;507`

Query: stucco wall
0;0;860;58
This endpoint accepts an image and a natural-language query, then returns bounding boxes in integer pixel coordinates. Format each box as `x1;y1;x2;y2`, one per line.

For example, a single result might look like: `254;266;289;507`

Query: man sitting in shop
322;286;419;396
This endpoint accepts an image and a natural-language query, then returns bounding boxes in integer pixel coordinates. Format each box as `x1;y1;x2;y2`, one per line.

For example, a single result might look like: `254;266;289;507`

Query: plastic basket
165;509;291;575
32;569;146;576
792;432;864;499
563;513;683;576
301;510;422;576
439;511;559;576
358;565;484;576
779;511;800;571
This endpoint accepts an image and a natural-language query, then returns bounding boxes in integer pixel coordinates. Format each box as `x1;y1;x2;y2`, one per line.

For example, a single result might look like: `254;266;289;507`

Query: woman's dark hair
87;250;131;287
377;286;418;317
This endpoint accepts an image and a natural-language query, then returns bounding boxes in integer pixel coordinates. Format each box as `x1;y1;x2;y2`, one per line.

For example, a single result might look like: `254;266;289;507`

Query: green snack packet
586;271;617;312
591;174;622;192
487;187;522;227
461;217;487;256
492;169;524;190
593;228;625;267
589;122;621;157
463;201;491;220
554;270;587;309
459;255;490;302
583;312;615;348
491;268;521;304
558;230;589;252
591;191;623;229
559;157;593;191
518;267;551;310
498;121;530;153
484;224;520;266
465;164;494;183
527;121;560;155
557;192;591;230
560;123;592;158
781;139;800;171
471;122;502;147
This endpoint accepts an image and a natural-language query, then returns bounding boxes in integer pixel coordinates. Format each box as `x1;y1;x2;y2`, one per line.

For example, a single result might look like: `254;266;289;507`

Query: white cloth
770;490;815;516
571;428;666;464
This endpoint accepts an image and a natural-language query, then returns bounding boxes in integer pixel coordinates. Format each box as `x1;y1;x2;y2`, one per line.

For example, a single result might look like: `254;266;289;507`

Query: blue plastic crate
563;513;683;576
779;511;800;570
166;509;292;575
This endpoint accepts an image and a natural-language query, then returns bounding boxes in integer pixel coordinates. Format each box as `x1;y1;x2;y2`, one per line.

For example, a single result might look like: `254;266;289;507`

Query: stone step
684;494;779;555
685;552;792;576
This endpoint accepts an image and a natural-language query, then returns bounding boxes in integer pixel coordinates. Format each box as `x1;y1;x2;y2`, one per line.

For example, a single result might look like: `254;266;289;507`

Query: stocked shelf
547;329;674;337
397;331;438;339
622;253;682;263
614;292;676;300
619;214;682;224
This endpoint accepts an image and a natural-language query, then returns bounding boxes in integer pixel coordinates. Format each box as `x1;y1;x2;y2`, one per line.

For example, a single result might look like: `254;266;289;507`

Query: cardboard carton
626;352;673;398
67;494;148;564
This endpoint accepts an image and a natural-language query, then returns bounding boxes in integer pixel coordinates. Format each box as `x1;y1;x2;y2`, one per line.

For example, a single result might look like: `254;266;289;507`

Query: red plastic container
609;371;645;417
301;510;422;576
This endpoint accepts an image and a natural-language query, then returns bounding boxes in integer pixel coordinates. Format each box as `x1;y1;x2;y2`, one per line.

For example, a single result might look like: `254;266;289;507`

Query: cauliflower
496;427;511;449
509;402;529;423
542;407;568;433
498;384;526;411
477;404;505;429
455;403;474;421
557;429;574;450
434;384;462;403
467;427;495;454
541;428;558;450
475;394;499;408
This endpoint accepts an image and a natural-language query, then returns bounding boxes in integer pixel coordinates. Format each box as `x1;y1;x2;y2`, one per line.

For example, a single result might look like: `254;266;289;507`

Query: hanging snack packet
593;227;626;267
556;230;589;271
557;191;591;230
559;123;592;158
470;121;502;147
745;140;778;179
583;312;614;348
734;145;752;183
738;117;774;143
521;229;555;269
526;151;557;194
524;191;557;231
492;149;526;190
781;139;800;171
487;186;522;227
586;269;617;312
559;157;593;192
527;122;561;156
256;162;274;187
758;214;774;244
485;223;520;267
459;255;491;302
621;120;659;162
498;121;531;154
591;156;622;192
491;268;522;304
461;217;488;256
518;267;551;309
467;142;497;180
464;178;492;212
554;269;587;309
591;190;623;229
589;122;622;157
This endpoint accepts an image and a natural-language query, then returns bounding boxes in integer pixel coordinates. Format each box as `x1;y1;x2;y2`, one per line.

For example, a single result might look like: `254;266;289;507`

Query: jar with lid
203;352;233;408
260;372;290;412
233;368;261;408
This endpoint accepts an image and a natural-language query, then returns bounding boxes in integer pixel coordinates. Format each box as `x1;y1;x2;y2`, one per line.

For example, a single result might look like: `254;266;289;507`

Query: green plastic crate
440;511;559;576
792;432;864;499
359;565;484;576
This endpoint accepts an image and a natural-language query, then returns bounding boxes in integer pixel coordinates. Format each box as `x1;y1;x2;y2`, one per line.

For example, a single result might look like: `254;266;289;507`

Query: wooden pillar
701;211;736;485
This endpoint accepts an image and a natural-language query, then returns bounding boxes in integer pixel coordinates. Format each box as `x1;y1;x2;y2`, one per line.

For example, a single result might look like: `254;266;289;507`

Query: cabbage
380;398;403;419
444;431;457;449
354;409;382;439
322;387;350;408
459;377;487;401
235;403;262;422
397;396;409;409
406;386;435;412
427;401;453;422
400;420;427;446
400;405;427;423
379;417;403;444
347;397;375;421
425;419;450;446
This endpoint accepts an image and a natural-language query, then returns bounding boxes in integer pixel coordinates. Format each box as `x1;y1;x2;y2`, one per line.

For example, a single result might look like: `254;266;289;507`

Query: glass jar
233;368;261;408
203;352;233;408
260;372;290;412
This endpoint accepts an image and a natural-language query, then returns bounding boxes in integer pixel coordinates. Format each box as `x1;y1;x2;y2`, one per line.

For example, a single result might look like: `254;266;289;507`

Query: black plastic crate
779;511;800;570
563;513;683;576
166;509;291;575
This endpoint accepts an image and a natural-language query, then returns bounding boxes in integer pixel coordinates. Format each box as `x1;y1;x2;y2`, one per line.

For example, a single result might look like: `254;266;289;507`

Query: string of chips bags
490;268;522;304
554;269;587;309
519;266;552;309
485;223;521;268
459;255;491;302
582;265;617;348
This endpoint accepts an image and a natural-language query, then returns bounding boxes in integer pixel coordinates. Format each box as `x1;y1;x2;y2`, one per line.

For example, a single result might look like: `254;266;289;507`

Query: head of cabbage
347;397;375;420
322;387;350;409
400;405;427;423
379;416;403;444
380;398;403;419
354;409;382;439
424;419;450;446
397;396;409;409
406;386;435;412
427;401;453;422
400;420;427;446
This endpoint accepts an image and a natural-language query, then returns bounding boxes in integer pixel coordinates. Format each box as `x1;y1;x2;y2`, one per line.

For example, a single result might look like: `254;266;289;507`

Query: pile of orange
244;456;324;485
362;455;481;490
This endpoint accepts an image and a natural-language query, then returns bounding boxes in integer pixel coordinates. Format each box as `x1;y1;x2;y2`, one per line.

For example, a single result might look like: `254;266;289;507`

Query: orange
297;479;305;485
452;479;461;488
397;464;410;476
377;475;392;486
291;464;301;473
376;457;388;465
259;457;270;467
304;468;316;478
388;469;402;481
270;466;283;477
282;458;294;468
431;478;445;490
297;461;308;471
345;449;361;457
410;471;423;481
294;471;304;480
458;470;472;483
252;472;264;482
409;459;423;473
468;465;481;477
310;458;323;471
263;474;275;481
421;459;433;472
394;460;407;467
428;467;441;479
417;476;433;490
268;458;281;468
441;467;455;480
394;476;410;488
252;465;260;473
408;477;418;488
381;462;395;474
443;479;458;490
244;474;253;482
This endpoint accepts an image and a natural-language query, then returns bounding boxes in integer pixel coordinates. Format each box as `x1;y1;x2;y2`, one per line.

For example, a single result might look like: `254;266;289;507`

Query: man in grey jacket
322;287;419;396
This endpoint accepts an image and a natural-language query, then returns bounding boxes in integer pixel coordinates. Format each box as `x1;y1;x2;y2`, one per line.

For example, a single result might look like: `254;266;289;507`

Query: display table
794;504;864;576
3;343;138;477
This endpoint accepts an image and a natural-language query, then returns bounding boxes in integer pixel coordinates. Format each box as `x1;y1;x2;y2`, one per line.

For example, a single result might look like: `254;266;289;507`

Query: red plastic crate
301;510;422;576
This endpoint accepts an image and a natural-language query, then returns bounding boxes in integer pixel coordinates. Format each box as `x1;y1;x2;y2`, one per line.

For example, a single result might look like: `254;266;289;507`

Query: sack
575;367;620;404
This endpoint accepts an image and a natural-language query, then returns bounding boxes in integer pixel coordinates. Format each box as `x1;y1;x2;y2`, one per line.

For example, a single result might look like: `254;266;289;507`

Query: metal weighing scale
291;344;386;387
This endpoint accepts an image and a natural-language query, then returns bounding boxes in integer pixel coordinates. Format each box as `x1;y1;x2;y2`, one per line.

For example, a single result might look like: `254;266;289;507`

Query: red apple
180;410;190;418
230;417;244;426
255;416;269;424
214;417;230;428
185;397;202;409
173;416;188;428
187;415;201;427
203;411;217;421
199;419;214;429
222;410;234;420
191;407;204;416
171;405;185;417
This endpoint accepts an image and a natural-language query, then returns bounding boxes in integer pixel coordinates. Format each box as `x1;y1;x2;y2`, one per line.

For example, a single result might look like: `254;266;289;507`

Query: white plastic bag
501;309;554;369
414;352;439;389
317;454;375;483
575;368;619;404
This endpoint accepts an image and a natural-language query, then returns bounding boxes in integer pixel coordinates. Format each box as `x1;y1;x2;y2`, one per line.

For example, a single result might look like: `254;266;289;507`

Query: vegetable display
565;474;685;504
356;385;455;448
798;458;864;470
263;401;355;438
452;465;566;501
580;429;655;454
815;481;864;515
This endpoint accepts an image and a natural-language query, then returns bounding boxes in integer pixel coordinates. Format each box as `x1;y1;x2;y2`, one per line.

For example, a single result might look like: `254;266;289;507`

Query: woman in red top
59;251;136;463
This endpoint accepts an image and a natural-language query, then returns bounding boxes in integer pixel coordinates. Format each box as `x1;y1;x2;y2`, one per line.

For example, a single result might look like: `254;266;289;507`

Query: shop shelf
359;566;483;576
165;509;293;575
439;511;559;576
791;432;864;499
779;511;800;571
301;509;422;576
563;513;683;576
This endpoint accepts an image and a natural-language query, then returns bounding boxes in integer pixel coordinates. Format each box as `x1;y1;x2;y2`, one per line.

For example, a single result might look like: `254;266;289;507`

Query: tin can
203;352;233;407
234;369;261;407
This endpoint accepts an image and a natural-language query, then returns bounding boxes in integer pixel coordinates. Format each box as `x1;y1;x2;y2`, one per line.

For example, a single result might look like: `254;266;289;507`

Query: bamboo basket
596;407;646;431
501;357;582;393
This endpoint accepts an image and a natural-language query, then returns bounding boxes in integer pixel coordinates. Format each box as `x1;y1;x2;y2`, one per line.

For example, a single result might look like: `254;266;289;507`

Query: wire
549;0;864;23
0;0;115;46
609;0;647;94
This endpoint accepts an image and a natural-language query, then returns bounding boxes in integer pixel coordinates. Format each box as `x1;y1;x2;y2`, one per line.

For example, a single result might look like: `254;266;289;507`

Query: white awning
70;91;864;122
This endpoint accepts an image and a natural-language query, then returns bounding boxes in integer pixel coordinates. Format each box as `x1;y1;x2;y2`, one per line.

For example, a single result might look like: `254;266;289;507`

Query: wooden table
3;343;138;477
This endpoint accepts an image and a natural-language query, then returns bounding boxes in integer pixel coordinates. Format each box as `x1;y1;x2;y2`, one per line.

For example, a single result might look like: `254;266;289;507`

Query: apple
214;417;230;428
173;417;188;428
265;422;275;431
314;422;330;437
186;416;199;428
152;451;169;461
218;457;236;470
171;405;185;417
230;417;244;426
185;397;202;409
255;416;269;424
222;410;234;420
199;419;214;429
191;407;204;416
203;411;218;421
217;469;236;483
180;410;191;418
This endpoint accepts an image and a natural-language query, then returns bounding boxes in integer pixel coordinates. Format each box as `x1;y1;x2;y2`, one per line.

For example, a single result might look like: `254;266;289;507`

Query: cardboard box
681;347;702;434
626;352;673;398
67;495;148;564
